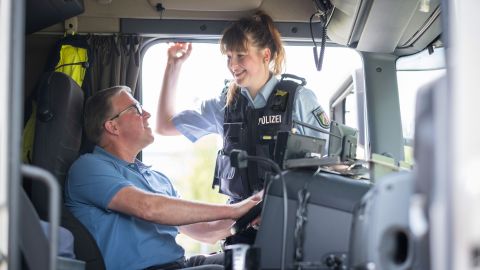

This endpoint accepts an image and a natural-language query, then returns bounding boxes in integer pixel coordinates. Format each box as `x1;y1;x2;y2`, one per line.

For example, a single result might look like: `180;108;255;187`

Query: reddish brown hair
220;10;285;106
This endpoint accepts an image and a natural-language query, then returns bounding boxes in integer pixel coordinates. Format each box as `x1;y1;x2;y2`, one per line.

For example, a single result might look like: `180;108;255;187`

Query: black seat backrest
30;72;105;270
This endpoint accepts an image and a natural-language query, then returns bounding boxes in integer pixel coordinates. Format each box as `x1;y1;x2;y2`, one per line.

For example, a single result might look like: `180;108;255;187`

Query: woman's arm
156;42;192;135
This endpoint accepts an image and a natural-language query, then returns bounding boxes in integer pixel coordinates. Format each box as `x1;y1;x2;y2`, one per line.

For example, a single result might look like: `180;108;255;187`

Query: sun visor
326;0;365;46
26;0;85;34
326;0;441;55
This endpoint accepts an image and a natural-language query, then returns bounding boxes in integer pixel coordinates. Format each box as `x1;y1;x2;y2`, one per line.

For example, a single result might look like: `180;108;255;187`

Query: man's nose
142;109;151;118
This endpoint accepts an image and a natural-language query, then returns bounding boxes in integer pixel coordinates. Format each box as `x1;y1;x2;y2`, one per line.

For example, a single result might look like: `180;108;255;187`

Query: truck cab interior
3;0;478;269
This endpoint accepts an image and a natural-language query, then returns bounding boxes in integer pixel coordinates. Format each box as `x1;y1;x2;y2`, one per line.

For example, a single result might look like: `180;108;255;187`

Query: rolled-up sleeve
172;93;226;142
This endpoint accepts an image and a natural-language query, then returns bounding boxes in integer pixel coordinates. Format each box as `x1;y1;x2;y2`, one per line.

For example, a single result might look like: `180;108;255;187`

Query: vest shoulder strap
268;74;305;112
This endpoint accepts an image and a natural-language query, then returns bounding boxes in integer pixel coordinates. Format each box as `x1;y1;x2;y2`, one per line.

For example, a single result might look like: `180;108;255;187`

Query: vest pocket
223;122;244;148
213;152;248;201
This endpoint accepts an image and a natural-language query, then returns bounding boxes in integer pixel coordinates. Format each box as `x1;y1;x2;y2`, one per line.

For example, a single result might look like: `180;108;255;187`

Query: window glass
345;93;358;128
345;90;366;159
283;45;362;111
396;47;446;163
327;67;365;159
141;42;361;255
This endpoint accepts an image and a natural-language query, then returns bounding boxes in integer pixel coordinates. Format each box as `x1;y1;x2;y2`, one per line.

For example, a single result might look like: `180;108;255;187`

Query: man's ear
104;120;120;135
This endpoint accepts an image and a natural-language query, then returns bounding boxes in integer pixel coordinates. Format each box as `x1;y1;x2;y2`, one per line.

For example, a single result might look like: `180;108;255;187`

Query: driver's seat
29;72;105;270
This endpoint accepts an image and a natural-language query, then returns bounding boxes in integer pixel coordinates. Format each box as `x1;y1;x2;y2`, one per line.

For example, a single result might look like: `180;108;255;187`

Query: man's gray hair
84;86;132;145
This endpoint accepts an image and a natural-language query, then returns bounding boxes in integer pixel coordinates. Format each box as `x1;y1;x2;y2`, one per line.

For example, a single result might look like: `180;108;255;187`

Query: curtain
80;35;147;154
86;35;145;96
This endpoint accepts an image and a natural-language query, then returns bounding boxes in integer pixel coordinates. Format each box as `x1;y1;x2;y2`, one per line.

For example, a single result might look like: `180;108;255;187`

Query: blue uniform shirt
64;146;184;270
173;75;330;152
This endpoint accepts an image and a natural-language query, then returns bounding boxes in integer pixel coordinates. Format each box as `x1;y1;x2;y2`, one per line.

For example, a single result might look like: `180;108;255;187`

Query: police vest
213;75;304;202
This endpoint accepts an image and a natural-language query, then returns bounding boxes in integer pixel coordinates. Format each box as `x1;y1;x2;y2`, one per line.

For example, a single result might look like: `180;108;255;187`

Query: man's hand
250;215;261;230
248;190;263;229
231;190;264;220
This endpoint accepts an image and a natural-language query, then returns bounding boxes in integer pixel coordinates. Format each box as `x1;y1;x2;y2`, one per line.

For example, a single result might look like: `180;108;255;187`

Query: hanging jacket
46;35;91;89
54;44;88;87
23;35;91;165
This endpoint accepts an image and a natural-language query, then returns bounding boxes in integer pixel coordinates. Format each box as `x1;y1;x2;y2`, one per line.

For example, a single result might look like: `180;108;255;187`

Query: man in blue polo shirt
64;86;260;270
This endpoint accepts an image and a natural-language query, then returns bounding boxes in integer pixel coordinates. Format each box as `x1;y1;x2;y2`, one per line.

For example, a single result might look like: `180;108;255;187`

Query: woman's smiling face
226;40;271;93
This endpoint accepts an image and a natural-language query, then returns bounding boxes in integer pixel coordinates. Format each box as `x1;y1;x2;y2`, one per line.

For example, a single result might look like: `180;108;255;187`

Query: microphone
229;149;248;169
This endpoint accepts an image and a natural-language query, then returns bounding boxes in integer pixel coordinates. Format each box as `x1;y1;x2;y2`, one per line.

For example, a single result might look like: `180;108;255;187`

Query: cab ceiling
40;0;442;56
80;0;316;21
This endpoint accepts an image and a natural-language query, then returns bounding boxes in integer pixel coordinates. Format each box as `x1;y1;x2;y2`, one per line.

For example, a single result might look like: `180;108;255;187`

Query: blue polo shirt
64;146;184;270
172;75;330;153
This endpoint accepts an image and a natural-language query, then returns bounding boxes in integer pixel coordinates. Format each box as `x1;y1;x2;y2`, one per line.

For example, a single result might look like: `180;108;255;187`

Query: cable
230;150;288;270
244;155;288;270
309;13;319;48
318;21;327;71
294;179;311;270
54;61;89;70
309;12;328;71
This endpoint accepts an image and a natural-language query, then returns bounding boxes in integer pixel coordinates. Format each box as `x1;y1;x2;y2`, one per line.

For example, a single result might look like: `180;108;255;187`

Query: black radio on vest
212;74;306;202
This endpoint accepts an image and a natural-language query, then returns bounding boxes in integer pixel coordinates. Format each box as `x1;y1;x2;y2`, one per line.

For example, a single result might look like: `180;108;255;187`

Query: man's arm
156;42;192;135
179;220;234;244
108;185;259;226
179;190;265;244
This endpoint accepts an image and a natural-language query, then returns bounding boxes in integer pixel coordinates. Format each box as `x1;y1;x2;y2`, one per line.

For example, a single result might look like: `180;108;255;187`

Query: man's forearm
142;195;239;225
179;219;234;244
109;186;254;227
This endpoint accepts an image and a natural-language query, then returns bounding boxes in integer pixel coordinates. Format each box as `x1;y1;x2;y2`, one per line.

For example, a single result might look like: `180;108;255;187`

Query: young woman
156;10;330;204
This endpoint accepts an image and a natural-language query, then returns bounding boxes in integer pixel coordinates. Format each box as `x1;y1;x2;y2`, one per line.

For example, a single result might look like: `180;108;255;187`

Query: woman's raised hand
167;42;192;64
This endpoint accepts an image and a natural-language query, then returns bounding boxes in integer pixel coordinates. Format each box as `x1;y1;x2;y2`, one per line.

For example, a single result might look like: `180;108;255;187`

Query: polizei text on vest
258;115;282;125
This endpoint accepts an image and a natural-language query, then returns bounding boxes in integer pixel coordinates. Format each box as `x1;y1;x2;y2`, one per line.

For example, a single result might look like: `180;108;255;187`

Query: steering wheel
230;201;263;235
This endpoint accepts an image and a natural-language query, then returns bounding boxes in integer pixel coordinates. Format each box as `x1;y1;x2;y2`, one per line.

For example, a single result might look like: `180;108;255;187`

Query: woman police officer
156;10;330;237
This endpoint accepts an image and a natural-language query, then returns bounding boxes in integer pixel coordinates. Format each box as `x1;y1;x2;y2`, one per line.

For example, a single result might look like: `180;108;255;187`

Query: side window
396;47;446;164
328;68;366;159
283;46;363;121
141;42;362;254
285;46;364;159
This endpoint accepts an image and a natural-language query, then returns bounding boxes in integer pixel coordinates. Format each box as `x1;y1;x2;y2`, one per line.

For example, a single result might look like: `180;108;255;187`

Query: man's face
108;90;154;148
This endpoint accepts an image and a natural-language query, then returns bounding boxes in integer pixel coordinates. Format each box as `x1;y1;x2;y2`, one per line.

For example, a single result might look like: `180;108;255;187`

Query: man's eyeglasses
109;102;143;120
